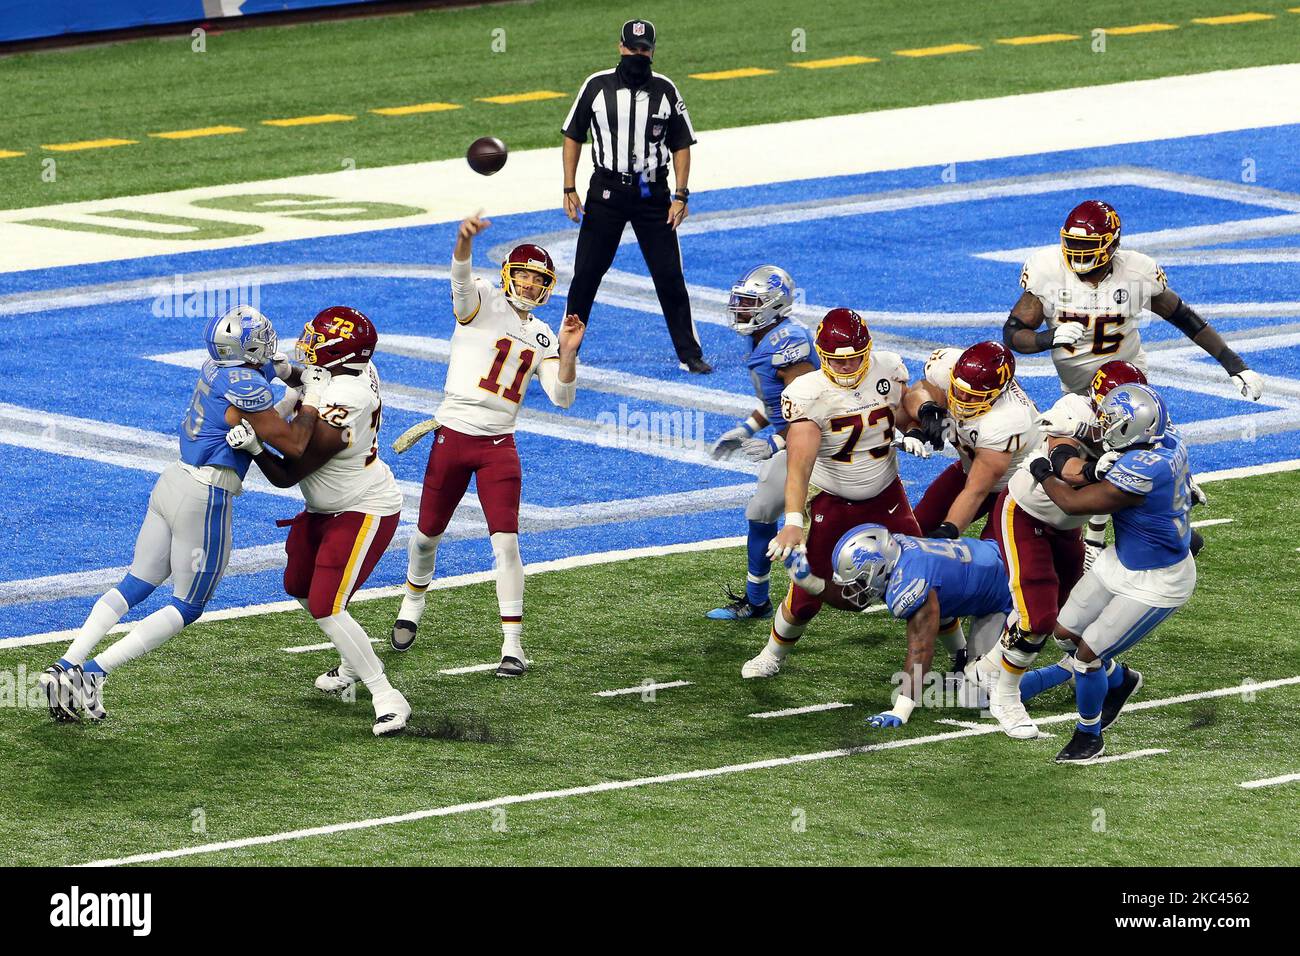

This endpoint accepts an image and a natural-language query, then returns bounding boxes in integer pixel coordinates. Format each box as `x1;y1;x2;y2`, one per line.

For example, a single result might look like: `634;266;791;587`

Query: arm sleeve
451;257;481;324
665;80;697;151
536;336;574;408
561;79;595;142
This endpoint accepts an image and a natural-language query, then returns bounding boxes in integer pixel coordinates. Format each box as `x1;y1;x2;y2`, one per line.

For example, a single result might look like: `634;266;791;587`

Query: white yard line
594;680;693;698
1077;748;1170;765
1239;772;1300;790
749;702;853;719
438;662;515;676
283;638;380;654
934;718;991;730
79;674;1300;867
1190;518;1234;528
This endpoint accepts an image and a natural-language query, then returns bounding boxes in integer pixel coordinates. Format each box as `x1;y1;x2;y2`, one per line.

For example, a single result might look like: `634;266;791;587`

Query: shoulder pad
224;377;273;412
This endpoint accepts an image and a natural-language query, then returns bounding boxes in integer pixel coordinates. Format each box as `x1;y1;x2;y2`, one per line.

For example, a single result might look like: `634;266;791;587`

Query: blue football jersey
179;360;276;478
885;536;1013;621
746;318;819;430
1105;430;1193;570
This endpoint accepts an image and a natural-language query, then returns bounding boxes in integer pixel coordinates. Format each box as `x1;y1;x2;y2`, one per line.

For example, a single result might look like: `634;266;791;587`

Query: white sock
766;609;805;660
93;605;185;674
1084;517;1107;548
316;612;391;697
400;531;440;623
64;589;130;666
491;532;525;659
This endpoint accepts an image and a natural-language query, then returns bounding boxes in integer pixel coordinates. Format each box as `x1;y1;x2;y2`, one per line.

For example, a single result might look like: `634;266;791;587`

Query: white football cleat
372;689;411;737
964;653;1001;695
741;649;782;679
315;663;357;694
988;689;1040;739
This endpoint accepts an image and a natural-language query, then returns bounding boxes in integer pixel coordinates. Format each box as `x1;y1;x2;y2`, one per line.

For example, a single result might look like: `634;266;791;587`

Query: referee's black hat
621;18;656;51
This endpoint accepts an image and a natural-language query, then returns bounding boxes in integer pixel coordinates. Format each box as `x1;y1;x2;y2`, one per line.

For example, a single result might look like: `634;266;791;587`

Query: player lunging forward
391;212;582;676
1024;384;1197;763
1004;198;1263;562
707;265;817;620
228;307;410;736
742;308;924;678
40;307;316;722
782;524;1011;727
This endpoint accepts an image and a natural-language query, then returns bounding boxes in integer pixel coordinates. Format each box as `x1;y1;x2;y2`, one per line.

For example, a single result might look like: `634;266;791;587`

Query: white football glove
710;423;753;460
895;434;931;459
740;435;775;462
1036;409;1086;439
274;386;301;419
271;351;295;384
300;365;332;408
1231;368;1264;402
1094;450;1122;478
225;419;263;456
1051;323;1087;348
1188;475;1208;508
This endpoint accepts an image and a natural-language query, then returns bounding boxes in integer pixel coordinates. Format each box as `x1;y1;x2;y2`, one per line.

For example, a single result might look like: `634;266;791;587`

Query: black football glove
917;401;948;450
1028;456;1054;484
932;522;960;539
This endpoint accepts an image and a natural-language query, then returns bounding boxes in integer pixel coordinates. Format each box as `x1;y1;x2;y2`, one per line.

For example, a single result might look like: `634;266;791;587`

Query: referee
561;18;711;374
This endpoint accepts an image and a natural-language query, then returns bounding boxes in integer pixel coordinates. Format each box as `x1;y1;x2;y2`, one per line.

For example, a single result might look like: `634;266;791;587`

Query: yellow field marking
371;102;462;116
894;43;981;57
0;150;24;159
42;138;137;151
1101;23;1180;35
688;67;777;80
476;90;566;104
789;55;879;69
1193;12;1274;24
261;114;355;127
996;33;1080;45
150;126;246;140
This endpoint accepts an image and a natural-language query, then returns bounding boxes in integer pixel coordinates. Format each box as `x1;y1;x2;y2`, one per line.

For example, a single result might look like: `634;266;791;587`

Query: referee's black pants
566;171;702;364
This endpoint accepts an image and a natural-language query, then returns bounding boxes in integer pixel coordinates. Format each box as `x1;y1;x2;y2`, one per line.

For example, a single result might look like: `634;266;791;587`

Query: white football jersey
300;363;403;517
925;359;1040;493
779;351;908;502
436;278;563;436
1021;246;1168;395
1007;392;1099;530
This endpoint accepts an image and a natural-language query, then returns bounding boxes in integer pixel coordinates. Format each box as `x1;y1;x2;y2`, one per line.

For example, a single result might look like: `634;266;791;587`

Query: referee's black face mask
617;52;653;86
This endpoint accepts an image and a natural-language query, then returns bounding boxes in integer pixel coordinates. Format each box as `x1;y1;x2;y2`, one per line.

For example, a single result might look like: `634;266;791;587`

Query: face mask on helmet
947;376;1001;420
295;308;375;371
502;265;555;310
831;527;899;610
206;307;276;367
727;266;794;334
1097;384;1167;451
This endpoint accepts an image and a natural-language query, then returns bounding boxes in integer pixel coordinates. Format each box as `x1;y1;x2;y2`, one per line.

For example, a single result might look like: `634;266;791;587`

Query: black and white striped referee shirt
561;69;697;175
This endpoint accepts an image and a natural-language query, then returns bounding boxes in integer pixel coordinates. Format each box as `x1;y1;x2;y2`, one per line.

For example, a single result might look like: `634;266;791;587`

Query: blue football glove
867;711;904;729
782;548;812;583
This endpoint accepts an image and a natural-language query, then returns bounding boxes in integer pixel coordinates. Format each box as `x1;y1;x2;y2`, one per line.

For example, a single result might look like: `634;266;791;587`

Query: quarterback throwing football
391;212;583;676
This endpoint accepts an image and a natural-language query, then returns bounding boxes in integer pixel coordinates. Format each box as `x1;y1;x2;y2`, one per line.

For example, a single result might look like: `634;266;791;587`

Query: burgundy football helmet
948;340;1015;419
297;306;377;372
815;308;873;388
1089;360;1148;412
1060;200;1121;275
501;243;556;310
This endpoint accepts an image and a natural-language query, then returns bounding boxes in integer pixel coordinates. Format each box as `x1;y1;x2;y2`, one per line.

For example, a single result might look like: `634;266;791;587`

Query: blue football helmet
205;305;277;368
831;523;901;610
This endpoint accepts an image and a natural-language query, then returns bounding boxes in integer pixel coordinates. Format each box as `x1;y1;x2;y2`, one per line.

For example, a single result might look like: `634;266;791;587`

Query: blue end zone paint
3;123;1299;639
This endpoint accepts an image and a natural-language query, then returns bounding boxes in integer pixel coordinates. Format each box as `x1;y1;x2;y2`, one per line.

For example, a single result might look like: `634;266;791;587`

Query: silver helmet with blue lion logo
830;523;901;610
726;264;795;334
1098;383;1169;451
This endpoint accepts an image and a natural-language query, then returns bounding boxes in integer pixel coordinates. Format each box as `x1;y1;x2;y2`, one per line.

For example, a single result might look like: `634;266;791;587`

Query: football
466;136;508;175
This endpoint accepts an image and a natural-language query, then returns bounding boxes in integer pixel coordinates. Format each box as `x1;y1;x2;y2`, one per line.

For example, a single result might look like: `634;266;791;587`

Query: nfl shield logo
651;124;663;137
633;22;645;36
602;189;610;199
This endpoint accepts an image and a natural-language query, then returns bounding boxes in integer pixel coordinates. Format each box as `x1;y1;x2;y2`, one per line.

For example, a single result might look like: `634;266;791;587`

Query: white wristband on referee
783;512;804;529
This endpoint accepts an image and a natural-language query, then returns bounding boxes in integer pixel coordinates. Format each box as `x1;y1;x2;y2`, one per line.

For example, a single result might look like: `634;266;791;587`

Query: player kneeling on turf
389;211;582;676
227;307;410;737
781;524;1012;728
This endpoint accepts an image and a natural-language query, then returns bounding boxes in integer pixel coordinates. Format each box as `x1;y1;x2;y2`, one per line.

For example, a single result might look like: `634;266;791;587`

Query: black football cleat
495;656;527;678
1099;664;1143;731
1055;729;1105;764
679;356;713;374
706;587;774;621
38;664;78;722
391;620;418;652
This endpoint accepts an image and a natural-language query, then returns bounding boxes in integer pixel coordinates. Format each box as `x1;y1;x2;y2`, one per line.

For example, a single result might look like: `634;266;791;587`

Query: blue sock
746;520;777;606
1106;660;1125;690
82;660;105;675
1019;661;1073;702
1075;665;1107;735
56;657;74;670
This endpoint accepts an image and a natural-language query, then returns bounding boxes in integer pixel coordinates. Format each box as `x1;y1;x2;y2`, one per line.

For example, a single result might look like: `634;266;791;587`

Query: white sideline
594;680;692;698
750;702;852;719
1239;772;1300;790
1078;748;1170;765
79;674;1300;867
5;456;1298;653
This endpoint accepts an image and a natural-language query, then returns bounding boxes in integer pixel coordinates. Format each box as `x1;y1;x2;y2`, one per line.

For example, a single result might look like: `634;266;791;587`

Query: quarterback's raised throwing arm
1003;199;1264;401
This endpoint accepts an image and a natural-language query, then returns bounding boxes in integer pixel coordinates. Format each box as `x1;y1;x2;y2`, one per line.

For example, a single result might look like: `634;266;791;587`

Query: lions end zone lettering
49;885;152;937
18;193;425;241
